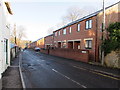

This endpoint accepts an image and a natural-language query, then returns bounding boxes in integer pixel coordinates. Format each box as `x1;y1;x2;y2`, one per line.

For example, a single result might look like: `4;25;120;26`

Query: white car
34;47;40;51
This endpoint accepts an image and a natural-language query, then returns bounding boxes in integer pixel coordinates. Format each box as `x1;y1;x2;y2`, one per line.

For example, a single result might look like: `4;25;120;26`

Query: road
21;49;120;88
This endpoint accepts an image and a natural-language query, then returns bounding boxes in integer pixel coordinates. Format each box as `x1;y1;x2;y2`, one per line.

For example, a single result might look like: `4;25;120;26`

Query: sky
8;0;120;41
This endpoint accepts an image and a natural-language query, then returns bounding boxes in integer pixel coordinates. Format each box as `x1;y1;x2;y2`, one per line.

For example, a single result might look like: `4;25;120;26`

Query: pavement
21;49;120;88
2;54;22;89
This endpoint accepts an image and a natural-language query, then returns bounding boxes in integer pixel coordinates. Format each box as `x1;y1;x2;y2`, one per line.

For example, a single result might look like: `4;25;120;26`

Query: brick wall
41;49;89;63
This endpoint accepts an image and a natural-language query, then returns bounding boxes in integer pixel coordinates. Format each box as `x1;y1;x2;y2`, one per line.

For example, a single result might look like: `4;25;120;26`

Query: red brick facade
53;16;97;61
44;34;54;49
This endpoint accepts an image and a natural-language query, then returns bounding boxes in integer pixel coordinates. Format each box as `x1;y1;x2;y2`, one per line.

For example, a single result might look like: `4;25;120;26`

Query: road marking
52;69;87;88
89;71;120;81
72;65;120;80
72;66;87;71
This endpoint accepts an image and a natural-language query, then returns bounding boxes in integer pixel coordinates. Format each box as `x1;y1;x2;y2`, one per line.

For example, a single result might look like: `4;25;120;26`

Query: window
77;24;80;32
58;31;60;36
85;20;92;29
55;32;57;36
63;29;66;35
85;40;92;49
69;27;72;34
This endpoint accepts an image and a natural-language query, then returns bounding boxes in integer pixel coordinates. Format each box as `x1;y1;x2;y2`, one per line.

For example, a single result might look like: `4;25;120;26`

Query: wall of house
36;38;45;49
0;0;12;80
96;2;120;62
44;35;53;49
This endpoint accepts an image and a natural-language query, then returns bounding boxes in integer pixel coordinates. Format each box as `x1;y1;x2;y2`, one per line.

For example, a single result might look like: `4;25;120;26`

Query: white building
0;0;13;82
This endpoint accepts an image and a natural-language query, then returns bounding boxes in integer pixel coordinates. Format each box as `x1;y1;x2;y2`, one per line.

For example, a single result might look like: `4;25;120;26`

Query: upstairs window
77;24;80;32
58;31;60;36
85;20;92;29
69;27;72;34
55;32;57;36
63;29;66;35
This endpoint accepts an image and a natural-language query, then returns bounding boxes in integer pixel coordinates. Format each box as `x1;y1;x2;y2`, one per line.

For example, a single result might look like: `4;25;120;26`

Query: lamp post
14;24;17;58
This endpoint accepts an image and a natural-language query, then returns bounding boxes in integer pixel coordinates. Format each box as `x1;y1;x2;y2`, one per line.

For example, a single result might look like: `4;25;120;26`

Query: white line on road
52;69;87;88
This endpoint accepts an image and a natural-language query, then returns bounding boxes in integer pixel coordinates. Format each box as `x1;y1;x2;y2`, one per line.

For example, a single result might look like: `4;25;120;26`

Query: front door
4;39;8;65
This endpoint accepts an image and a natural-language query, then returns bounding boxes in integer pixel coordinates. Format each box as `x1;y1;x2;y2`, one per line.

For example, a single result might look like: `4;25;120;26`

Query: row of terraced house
28;1;120;64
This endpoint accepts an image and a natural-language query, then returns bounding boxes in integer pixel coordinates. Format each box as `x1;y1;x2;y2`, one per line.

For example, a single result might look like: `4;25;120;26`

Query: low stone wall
41;48;89;63
104;50;120;68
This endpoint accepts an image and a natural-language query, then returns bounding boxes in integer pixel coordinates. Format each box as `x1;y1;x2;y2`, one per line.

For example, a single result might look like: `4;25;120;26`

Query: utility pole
101;0;106;65
14;24;17;58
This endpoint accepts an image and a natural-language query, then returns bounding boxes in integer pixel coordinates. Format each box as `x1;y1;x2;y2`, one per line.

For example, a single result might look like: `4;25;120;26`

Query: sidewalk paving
2;55;22;89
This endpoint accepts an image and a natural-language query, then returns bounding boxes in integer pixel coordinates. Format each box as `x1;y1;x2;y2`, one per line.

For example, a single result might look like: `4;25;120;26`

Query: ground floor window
62;42;67;48
68;41;73;49
58;42;61;48
85;40;92;49
74;41;80;49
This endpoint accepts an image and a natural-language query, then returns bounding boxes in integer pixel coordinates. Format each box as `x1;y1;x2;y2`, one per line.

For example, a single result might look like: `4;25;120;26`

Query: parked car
34;47;40;51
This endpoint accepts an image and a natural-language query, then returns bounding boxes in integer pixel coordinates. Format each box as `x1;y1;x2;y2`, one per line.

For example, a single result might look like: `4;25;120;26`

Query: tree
47;27;55;35
62;6;87;24
10;24;27;47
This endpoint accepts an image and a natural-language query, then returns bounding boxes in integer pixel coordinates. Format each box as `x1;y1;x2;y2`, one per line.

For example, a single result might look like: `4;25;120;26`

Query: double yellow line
72;66;120;80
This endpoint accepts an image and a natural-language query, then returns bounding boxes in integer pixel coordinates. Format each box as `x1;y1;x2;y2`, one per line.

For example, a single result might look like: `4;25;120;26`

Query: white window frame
58;31;60;36
85;19;92;29
69;27;72;34
77;24;80;32
85;40;92;49
55;32;57;36
63;29;66;35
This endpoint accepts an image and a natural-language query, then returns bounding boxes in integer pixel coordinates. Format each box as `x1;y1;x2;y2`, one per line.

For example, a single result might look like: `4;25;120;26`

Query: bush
102;22;120;55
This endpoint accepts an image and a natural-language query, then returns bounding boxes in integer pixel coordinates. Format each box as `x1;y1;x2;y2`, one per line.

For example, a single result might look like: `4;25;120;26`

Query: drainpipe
95;15;98;62
73;41;74;49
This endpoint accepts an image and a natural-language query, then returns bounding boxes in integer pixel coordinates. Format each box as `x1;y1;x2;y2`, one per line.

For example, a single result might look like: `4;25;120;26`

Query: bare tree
47;27;55;35
62;6;87;24
10;24;27;47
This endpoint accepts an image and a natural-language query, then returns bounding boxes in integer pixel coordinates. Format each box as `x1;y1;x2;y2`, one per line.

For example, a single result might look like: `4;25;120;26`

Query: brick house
44;34;54;49
36;38;45;49
28;41;37;49
53;12;99;61
53;1;120;62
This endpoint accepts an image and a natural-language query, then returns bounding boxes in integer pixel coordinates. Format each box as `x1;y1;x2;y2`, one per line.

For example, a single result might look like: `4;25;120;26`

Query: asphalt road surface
21;49;120;88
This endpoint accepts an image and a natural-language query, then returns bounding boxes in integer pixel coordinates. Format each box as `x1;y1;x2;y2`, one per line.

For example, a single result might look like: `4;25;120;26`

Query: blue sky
9;0;119;41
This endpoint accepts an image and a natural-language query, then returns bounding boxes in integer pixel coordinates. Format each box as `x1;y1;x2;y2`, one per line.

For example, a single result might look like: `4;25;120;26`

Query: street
21;49;119;88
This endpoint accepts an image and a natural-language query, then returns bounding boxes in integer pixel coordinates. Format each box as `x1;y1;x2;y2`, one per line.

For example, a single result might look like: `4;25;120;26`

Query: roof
44;34;53;38
5;2;13;15
53;1;120;33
